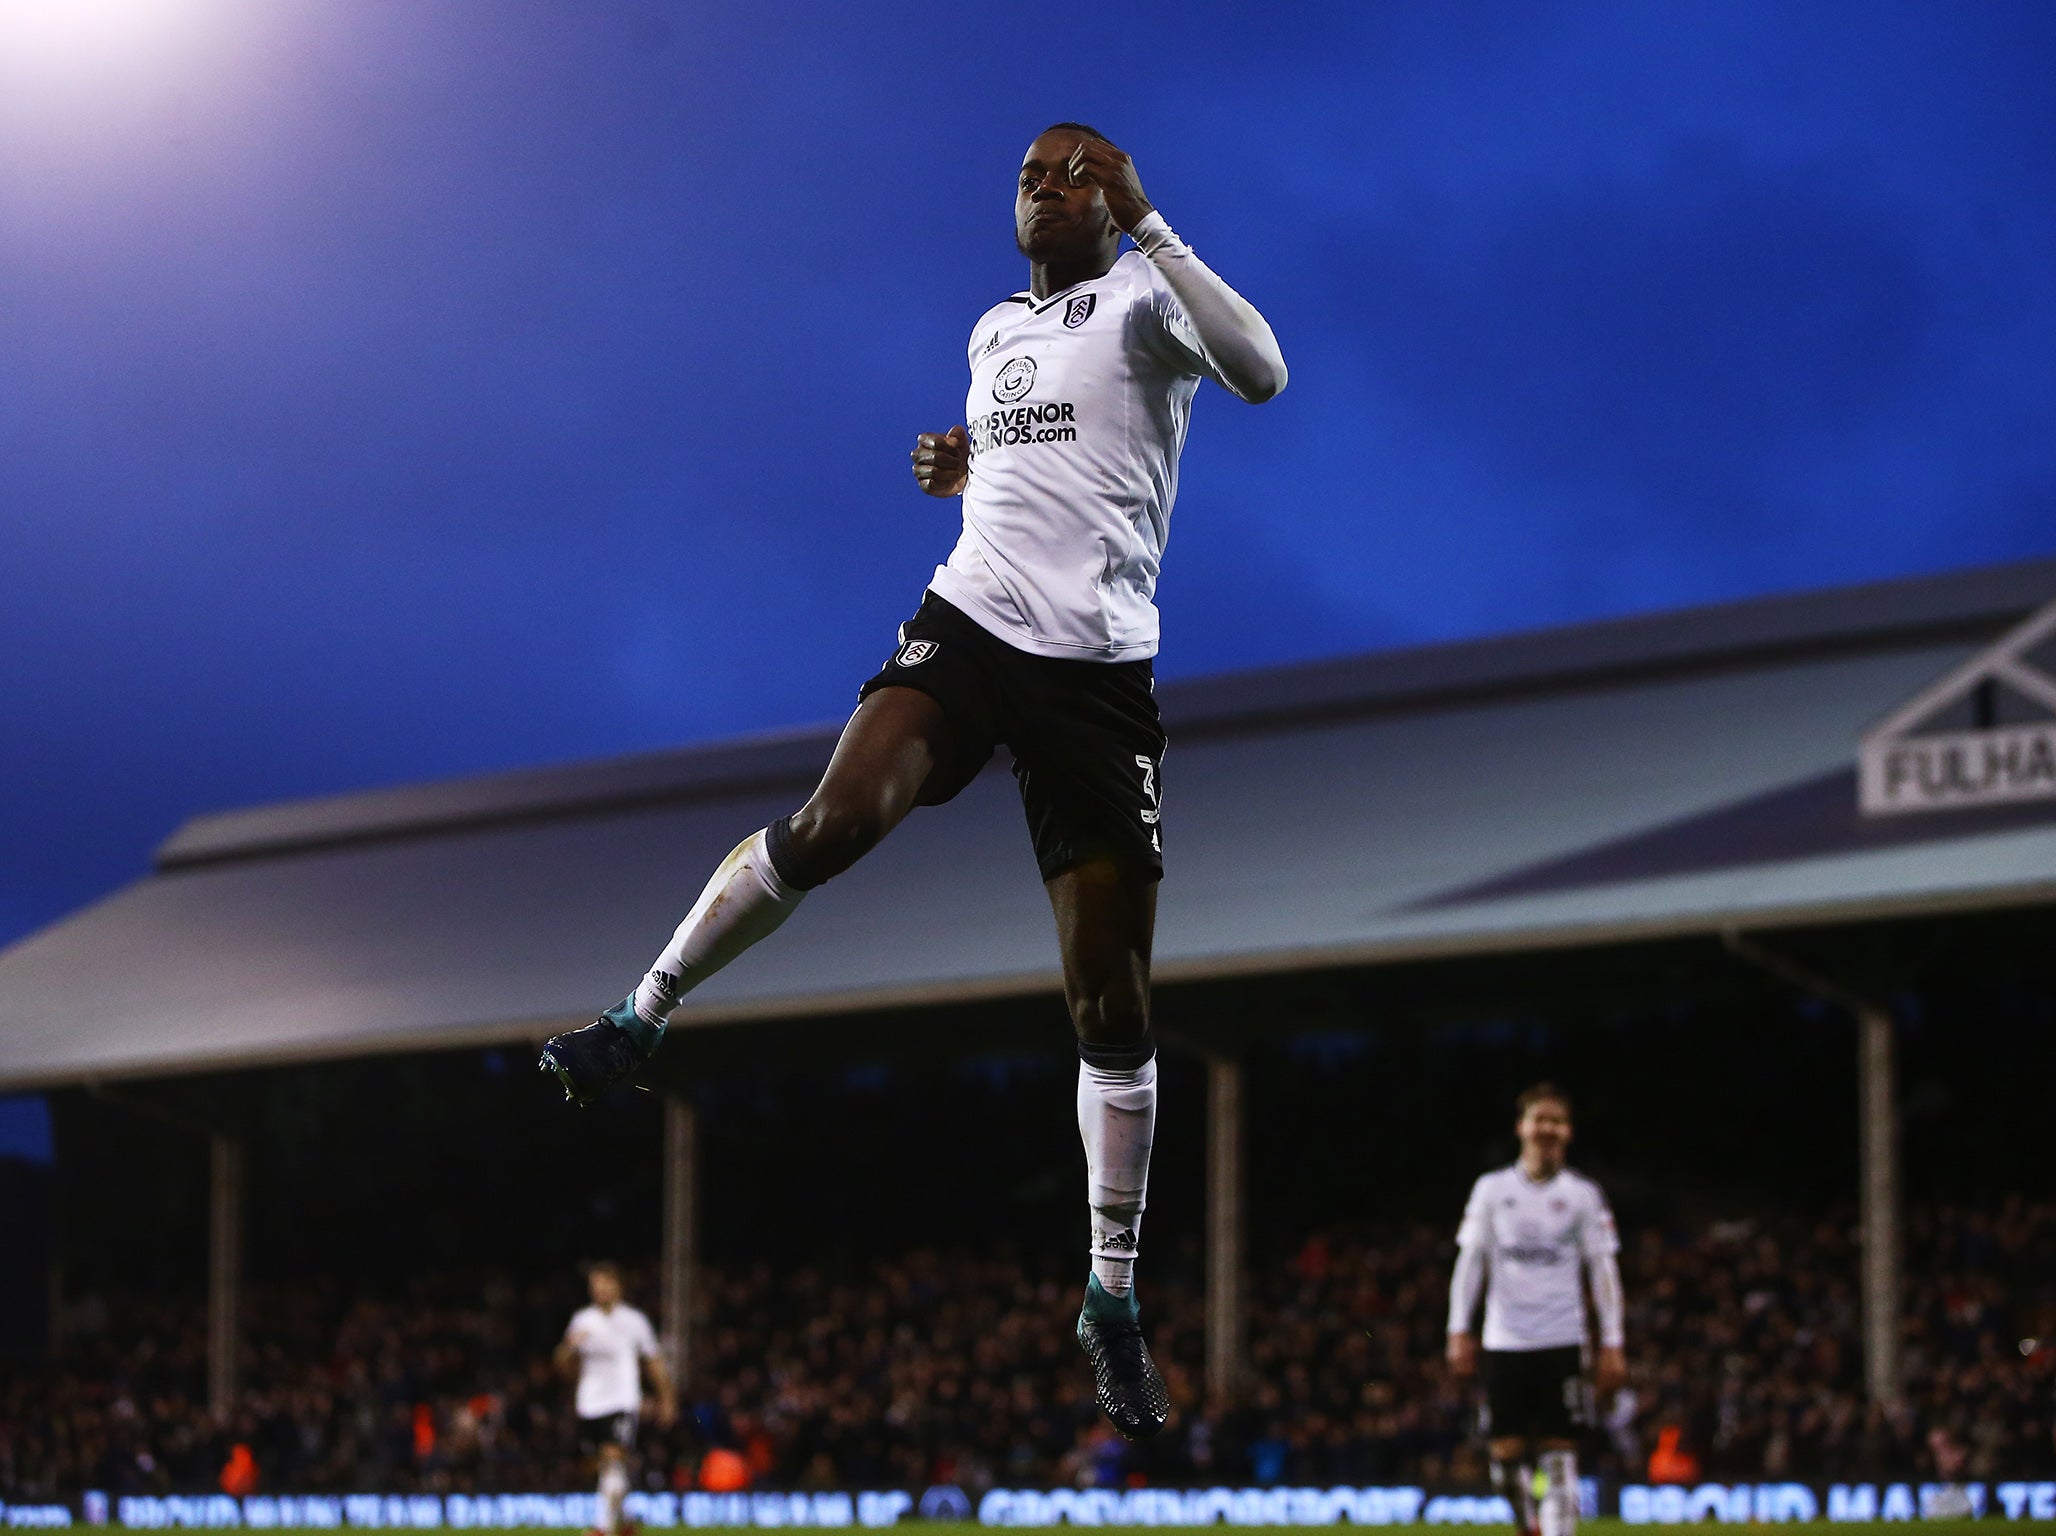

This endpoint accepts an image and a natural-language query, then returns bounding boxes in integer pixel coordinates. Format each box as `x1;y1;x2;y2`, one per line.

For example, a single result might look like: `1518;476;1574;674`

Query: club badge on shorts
896;640;938;667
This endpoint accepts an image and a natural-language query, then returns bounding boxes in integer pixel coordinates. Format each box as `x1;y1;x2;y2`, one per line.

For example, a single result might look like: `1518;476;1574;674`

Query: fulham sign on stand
1860;596;2056;816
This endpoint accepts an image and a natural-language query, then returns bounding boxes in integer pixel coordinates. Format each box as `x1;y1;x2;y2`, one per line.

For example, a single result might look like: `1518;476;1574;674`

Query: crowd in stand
4;1200;2051;1500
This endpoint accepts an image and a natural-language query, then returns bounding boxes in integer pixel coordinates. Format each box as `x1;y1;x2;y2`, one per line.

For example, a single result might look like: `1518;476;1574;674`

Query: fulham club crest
1064;293;1096;329
895;640;938;668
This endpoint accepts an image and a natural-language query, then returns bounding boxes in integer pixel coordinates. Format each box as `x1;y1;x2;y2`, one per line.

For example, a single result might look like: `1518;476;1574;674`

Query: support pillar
1720;931;1905;1411
208;1134;242;1419
1205;1055;1244;1407
661;1095;697;1390
49;1255;64;1359
1859;1008;1901;1407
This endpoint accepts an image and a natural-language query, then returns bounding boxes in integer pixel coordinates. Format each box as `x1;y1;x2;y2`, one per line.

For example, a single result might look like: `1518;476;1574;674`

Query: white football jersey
565;1302;658;1419
1455;1164;1620;1352
928;245;1230;662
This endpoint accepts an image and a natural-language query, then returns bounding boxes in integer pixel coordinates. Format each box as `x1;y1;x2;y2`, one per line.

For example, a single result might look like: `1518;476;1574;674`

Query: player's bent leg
1052;859;1158;1289
1052;859;1157;1289
1048;856;1156;1054
541;689;953;1106
1050;857;1168;1440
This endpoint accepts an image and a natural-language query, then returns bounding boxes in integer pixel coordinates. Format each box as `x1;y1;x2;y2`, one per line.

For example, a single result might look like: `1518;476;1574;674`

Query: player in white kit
555;1263;674;1536
1446;1086;1627;1536
539;122;1286;1439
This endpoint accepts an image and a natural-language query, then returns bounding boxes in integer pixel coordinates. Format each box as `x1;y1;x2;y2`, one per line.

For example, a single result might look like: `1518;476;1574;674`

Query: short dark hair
588;1260;620;1281
1039;121;1110;144
1516;1082;1572;1118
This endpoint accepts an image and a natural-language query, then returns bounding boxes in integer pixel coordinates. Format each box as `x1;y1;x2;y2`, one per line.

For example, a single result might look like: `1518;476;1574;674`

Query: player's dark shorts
577;1410;639;1455
858;591;1166;883
1482;1346;1585;1441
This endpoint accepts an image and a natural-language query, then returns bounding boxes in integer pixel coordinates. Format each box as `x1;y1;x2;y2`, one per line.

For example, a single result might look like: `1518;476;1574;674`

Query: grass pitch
225;1523;2031;1535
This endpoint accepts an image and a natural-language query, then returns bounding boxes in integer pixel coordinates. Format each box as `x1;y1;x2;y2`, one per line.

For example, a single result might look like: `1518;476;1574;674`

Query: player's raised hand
911;426;970;497
1065;138;1154;235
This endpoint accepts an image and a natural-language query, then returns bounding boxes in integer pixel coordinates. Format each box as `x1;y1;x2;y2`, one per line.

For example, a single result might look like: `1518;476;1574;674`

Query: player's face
589;1269;622;1308
1016;130;1117;264
1517;1099;1572;1170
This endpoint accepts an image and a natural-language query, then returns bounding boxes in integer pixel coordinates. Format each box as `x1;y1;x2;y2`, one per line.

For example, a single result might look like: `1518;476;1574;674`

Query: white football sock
597;1457;629;1536
631;830;804;1029
1539;1449;1577;1536
1077;1054;1156;1296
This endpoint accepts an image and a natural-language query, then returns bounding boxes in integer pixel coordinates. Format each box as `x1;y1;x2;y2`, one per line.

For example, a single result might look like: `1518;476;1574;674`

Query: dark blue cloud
1337;145;1935;519
1;0;2053;951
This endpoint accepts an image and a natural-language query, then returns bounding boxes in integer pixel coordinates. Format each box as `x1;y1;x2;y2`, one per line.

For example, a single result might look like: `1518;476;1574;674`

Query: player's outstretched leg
541;689;950;1105
541;826;804;1104
1052;858;1169;1439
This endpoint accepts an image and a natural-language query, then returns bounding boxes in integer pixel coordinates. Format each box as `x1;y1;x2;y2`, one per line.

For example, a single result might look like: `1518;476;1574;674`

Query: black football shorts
858;591;1166;882
1482;1345;1586;1442
577;1409;639;1456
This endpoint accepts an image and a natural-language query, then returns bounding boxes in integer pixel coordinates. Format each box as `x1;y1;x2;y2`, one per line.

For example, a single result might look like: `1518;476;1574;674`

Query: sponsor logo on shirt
1503;1244;1566;1265
967;402;1078;455
992;355;1038;402
1064;293;1096;329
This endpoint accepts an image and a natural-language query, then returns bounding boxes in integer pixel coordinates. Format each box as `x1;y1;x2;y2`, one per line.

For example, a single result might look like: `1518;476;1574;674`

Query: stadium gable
3;558;2055;1091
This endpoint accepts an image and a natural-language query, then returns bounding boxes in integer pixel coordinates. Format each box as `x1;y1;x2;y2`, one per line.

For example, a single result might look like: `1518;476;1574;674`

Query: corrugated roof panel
5;564;2055;1089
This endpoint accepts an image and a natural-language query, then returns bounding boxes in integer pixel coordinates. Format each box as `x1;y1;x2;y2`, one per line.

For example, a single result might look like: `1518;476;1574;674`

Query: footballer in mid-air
542;122;1286;1439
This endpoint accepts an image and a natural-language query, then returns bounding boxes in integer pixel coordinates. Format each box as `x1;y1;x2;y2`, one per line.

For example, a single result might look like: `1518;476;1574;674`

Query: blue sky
0;1092;52;1162
2;0;2053;951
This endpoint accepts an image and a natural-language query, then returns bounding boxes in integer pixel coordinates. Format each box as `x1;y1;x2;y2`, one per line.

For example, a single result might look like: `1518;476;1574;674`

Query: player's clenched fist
1064;138;1154;235
911;426;970;497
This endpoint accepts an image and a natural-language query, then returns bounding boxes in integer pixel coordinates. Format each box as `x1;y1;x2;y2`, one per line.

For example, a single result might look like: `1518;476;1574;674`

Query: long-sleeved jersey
928;211;1285;662
1448;1164;1625;1353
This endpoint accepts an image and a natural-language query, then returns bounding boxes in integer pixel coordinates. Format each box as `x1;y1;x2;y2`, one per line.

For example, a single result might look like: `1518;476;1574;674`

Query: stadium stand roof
4;558;2055;1090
